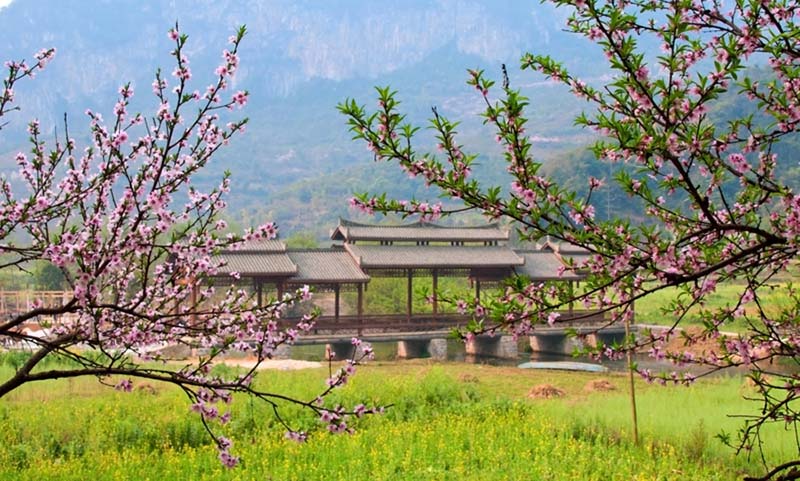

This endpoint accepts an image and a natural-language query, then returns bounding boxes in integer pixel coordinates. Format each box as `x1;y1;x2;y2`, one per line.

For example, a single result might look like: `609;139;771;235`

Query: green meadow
618;281;797;334
0;358;794;480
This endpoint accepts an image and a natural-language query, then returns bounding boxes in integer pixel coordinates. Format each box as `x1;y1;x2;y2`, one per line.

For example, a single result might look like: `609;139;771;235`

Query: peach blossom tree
340;1;800;478
0;25;375;467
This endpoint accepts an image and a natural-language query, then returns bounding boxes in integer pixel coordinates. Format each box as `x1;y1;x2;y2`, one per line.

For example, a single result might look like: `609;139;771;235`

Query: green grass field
631;280;797;333
0;359;795;480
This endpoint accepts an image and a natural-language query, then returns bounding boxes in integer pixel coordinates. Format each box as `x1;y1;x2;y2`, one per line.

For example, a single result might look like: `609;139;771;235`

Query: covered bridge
212;219;588;324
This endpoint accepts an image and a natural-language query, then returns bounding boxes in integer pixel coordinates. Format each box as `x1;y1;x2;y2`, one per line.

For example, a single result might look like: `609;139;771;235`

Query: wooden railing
302;313;470;332
0;290;73;315
1;289;610;337
279;309;609;334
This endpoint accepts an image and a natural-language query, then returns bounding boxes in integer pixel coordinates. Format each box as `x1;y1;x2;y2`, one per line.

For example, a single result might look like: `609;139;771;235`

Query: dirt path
218;358;322;370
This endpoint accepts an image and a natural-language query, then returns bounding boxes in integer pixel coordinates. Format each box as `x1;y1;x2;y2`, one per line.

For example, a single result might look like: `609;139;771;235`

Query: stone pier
324;341;375;360
529;333;586;356
396;338;447;360
593;331;626;347
325;341;355;360
465;335;517;359
529;330;629;355
273;343;292;360
428;338;447;360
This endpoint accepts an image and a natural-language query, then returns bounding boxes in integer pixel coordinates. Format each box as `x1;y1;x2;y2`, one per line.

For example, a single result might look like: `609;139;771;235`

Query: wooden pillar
357;283;364;336
190;282;198;325
277;282;284;301
357;284;364;318
475;279;481;301
568;280;574;316
625;299;639;445
257;280;263;307
432;268;438;318
334;284;341;321
407;269;413;321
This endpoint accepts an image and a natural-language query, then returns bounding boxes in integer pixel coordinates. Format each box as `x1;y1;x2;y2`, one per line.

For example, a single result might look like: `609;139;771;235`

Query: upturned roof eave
285;277;370;284
212;271;297;278
358;262;523;269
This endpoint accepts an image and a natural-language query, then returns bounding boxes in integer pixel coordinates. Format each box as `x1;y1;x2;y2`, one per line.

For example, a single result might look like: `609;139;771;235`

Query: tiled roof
346;244;524;268
558;253;592;269
214;252;296;276
514;251;584;280
229;239;286;252
331;218;509;242
286;249;370;283
211;227;586;283
538;238;591;255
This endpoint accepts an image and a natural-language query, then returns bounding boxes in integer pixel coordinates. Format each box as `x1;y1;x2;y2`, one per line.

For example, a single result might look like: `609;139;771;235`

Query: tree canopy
340;1;800;478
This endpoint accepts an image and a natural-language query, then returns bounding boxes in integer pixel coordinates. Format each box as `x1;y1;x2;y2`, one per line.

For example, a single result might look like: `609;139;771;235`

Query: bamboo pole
625;303;639;445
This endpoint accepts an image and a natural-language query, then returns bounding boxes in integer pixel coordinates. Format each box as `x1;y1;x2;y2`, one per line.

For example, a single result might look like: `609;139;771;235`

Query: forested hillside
0;1;605;233
2;1;796;240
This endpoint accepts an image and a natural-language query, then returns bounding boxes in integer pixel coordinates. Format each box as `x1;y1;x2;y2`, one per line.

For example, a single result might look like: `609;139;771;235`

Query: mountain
0;0;612;236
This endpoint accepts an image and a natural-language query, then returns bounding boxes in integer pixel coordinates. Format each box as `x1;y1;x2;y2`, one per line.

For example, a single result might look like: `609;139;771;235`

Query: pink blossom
728;153;750;174
232;90;248;107
218;452;239;468
285;431;308;443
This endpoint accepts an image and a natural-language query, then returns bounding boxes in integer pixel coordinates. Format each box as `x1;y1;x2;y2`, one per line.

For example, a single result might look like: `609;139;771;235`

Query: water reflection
291;339;796;377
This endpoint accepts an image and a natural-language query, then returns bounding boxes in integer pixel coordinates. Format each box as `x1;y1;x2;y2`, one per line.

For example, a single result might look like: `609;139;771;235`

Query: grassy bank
0;360;793;480
632;281;796;333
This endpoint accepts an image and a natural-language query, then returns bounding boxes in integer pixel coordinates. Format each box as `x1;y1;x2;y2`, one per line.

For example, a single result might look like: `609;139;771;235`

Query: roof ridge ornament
332;218;509;242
